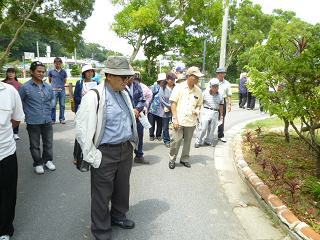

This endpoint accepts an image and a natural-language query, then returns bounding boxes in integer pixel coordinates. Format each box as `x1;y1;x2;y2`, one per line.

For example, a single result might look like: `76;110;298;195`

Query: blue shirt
19;79;54;125
48;68;67;90
100;83;133;145
239;77;248;94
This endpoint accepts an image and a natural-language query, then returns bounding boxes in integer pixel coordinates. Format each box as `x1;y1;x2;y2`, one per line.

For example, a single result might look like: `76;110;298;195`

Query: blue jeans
162;118;170;144
26;123;53;167
134;120;144;157
51;91;66;122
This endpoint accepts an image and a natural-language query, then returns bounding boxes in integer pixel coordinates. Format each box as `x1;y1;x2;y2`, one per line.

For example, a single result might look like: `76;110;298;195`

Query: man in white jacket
75;56;138;240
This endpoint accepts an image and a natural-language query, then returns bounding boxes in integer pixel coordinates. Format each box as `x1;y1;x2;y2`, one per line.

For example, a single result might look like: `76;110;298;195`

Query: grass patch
242;128;320;233
245;117;301;130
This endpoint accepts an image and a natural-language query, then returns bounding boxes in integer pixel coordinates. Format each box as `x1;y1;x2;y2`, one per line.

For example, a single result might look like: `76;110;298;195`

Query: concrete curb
233;133;320;240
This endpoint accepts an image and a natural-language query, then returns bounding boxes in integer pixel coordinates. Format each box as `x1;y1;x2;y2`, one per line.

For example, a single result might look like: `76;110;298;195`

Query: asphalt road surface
12;105;267;240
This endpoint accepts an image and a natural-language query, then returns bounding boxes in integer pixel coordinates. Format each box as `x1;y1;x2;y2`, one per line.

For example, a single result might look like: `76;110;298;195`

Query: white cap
157;73;166;81
209;78;219;87
82;64;94;74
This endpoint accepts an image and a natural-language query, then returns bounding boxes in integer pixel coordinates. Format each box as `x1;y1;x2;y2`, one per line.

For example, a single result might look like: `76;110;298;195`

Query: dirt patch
242;130;320;233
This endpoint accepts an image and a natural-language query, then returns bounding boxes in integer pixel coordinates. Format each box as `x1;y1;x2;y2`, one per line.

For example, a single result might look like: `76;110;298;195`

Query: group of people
0;54;232;240
238;72;256;110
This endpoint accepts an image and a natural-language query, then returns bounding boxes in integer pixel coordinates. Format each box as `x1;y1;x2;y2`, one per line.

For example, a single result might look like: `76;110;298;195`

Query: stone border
233;134;320;240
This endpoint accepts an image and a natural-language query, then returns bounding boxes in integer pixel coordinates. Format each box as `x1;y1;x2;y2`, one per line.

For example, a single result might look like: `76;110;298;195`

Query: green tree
71;64;81;77
112;0;186;63
0;0;95;67
246;19;320;176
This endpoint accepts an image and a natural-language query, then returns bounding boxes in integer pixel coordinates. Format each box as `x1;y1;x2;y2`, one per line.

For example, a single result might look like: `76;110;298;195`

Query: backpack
73;89;100;172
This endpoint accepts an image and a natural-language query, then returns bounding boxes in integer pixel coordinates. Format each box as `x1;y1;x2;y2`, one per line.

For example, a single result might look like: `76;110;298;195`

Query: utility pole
219;0;230;68
36;41;40;60
74;48;77;64
202;39;207;74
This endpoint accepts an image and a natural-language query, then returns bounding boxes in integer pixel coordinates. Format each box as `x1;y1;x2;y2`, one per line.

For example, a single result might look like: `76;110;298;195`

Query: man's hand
173;118;179;129
133;109;140;118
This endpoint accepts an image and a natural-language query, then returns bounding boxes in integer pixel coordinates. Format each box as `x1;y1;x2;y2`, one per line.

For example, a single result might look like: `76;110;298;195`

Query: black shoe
194;143;200;148
169;161;175;169
150;136;154;141
111;219;135;229
180;161;191;168
203;142;211;146
165;143;170;148
156;136;162;141
134;156;150;164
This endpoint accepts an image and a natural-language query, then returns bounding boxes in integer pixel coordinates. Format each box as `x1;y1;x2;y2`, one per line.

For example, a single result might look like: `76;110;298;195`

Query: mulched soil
242;130;320;233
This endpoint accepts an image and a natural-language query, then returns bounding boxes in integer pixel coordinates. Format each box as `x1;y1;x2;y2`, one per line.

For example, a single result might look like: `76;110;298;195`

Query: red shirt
3;79;22;90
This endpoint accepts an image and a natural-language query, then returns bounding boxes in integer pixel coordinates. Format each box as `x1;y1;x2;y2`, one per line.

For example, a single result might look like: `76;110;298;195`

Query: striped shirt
203;89;223;110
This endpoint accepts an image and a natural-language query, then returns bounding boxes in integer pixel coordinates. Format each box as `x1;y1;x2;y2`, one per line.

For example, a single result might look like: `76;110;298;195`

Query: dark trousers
218;99;227;138
91;142;133;240
134;120;144;157
239;93;247;108
162;117;170;144
13;126;19;134
0;153;18;237
148;113;162;138
247;92;256;109
26;123;53;167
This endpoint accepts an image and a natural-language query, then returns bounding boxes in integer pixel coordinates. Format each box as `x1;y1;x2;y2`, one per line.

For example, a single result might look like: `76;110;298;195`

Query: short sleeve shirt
48;68;67;90
203;90;223;109
218;79;232;98
0;82;25;161
169;82;203;127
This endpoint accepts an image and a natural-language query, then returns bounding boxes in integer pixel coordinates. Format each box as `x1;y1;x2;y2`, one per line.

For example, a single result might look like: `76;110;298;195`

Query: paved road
13;105;267;240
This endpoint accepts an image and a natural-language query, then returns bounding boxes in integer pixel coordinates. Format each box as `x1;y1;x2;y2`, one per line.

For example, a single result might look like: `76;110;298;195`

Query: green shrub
302;176;320;201
71;64;81;77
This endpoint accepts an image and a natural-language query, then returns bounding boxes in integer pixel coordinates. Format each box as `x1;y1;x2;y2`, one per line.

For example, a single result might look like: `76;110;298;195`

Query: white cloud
82;0;145;59
82;0;320;61
251;0;320;24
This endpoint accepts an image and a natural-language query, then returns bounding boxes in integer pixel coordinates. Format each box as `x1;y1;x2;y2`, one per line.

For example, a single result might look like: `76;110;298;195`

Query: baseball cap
216;67;226;73
104;56;134;76
166;72;177;80
186;66;204;78
209;78;219;87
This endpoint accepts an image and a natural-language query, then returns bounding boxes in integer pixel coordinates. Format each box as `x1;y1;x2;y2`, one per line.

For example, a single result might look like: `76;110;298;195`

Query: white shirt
218;79;232;98
0;82;25;161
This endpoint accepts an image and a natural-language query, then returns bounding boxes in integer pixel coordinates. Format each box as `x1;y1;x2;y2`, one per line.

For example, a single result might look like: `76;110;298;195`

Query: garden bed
242;121;320;234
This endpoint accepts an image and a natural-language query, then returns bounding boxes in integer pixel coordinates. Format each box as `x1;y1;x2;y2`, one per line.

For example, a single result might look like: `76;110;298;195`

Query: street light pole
219;0;230;68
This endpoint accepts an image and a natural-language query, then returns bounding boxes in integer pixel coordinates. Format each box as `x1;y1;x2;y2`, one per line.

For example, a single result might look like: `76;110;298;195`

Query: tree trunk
147;59;152;76
0;0;40;68
129;34;143;63
284;119;290;143
317;153;320;179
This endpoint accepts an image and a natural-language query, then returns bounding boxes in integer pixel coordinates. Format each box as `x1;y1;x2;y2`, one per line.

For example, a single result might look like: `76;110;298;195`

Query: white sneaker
218;137;227;143
0;235;10;240
13;134;20;140
45;161;56;171
34;165;44;174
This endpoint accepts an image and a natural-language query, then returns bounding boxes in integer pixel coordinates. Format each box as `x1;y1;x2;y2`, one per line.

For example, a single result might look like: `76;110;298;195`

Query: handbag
73;88;100;172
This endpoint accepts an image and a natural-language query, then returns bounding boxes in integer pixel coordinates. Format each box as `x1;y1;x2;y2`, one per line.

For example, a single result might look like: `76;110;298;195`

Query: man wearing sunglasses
75;56;138;240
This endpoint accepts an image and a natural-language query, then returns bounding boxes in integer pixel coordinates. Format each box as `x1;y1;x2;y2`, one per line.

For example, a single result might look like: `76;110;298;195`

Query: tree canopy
246;18;320;175
0;0;95;67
